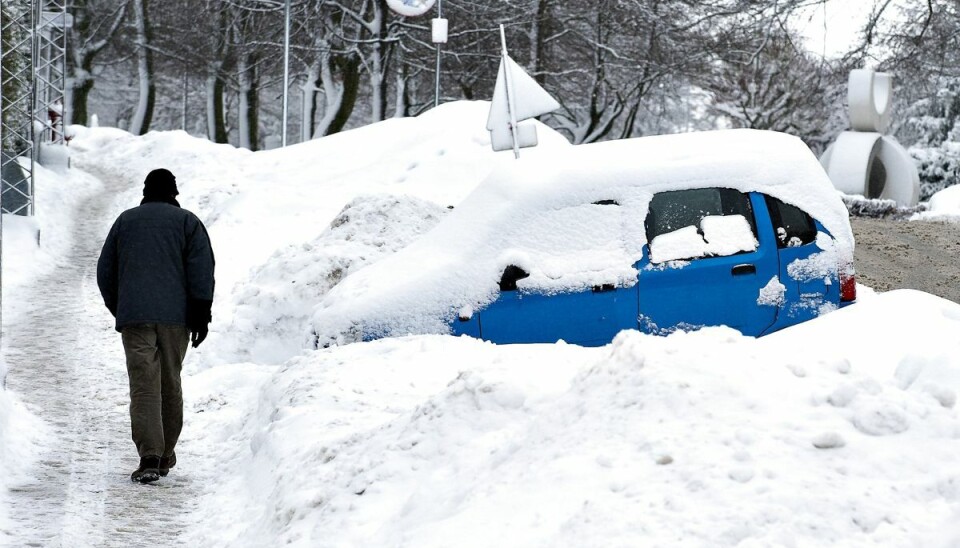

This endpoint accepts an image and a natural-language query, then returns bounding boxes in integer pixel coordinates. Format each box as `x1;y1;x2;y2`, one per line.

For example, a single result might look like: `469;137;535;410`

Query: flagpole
499;25;520;159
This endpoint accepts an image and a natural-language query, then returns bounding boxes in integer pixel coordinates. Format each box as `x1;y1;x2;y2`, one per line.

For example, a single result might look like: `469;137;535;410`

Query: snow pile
186;290;960;546
0;362;48;540
1;161;104;291
914;184;960;222
312;129;854;344
219;195;448;364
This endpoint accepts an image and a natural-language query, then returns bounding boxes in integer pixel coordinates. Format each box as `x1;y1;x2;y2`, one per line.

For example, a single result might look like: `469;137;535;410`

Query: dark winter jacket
97;198;216;332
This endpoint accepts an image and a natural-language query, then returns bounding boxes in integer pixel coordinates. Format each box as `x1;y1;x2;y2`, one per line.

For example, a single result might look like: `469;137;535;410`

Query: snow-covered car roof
311;129;854;345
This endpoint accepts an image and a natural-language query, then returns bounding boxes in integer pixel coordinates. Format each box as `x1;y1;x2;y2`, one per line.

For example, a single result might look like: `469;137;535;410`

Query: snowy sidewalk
1;167;200;547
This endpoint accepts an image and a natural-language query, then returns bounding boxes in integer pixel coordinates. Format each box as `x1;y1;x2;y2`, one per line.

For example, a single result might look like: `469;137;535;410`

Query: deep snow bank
186;290;960;547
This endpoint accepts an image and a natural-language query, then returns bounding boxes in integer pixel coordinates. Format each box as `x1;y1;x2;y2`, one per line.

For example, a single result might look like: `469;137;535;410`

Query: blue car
451;188;856;346
312;129;857;347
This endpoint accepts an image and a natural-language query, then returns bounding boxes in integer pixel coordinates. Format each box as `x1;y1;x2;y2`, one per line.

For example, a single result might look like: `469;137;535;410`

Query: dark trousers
121;324;189;459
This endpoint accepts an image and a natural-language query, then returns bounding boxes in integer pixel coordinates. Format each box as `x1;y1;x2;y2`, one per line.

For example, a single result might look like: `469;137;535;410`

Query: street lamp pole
434;0;442;107
281;0;291;147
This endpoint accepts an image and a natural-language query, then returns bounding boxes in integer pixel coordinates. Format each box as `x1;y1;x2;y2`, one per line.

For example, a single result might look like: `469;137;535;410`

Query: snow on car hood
311;129;854;345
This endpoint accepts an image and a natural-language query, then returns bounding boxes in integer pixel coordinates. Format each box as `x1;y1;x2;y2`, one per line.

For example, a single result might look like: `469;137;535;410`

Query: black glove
191;326;208;348
187;299;213;348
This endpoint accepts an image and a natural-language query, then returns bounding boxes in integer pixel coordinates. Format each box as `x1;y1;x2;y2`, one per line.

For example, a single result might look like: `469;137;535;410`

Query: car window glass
645;188;758;263
764;196;816;248
502;202;629;290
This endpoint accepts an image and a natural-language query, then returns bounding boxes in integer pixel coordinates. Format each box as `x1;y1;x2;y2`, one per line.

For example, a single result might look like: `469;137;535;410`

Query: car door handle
731;264;756;276
592;284;616;293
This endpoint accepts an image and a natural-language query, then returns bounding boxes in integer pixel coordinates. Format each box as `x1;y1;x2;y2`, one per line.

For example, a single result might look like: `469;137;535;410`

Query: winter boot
159;452;176;477
131;456;161;483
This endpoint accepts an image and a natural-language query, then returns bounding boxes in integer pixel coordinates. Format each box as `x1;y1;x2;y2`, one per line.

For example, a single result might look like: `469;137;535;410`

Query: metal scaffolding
1;0;69;217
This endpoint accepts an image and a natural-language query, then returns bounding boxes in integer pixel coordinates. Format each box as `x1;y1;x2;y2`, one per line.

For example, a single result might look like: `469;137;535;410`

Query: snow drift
187;290;960;547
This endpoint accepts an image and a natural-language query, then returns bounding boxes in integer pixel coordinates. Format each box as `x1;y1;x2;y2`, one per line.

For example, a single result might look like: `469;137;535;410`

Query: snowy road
0;169;199;547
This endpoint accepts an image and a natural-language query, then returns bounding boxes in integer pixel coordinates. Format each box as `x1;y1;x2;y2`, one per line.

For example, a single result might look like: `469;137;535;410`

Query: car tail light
840;265;856;302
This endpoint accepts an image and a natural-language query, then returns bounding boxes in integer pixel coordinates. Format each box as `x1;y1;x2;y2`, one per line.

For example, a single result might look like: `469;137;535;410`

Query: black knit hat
143;168;179;197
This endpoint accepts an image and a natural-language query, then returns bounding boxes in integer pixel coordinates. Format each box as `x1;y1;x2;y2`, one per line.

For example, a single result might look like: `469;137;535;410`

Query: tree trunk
128;0;155;135
316;53;360;137
65;0;126;127
393;63;409;118
237;53;259;150
301;60;321;142
368;0;388;123
68;71;94;127
206;70;228;143
529;0;548;84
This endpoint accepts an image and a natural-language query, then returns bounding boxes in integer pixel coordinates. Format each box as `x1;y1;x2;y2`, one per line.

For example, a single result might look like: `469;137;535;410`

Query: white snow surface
312;129;854;343
915;184;960;222
192;290;960;547
2;103;959;546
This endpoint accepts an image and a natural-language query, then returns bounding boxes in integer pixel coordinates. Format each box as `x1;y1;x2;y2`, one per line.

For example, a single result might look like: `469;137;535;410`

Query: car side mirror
499;265;530;291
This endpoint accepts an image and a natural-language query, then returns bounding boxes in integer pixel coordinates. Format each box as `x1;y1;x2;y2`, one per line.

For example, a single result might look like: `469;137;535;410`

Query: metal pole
281;0;290;147
0;24;4;354
182;72;188;131
30;0;39;214
434;0;442;108
499;25;519;159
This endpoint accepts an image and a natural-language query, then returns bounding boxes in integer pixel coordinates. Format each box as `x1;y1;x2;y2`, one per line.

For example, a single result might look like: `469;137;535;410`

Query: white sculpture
819;69;919;206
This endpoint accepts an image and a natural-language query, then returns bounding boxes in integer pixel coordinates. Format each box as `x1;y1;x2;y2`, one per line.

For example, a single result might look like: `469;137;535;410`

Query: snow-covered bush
842;195;928;220
910;142;960;201
896;80;960;201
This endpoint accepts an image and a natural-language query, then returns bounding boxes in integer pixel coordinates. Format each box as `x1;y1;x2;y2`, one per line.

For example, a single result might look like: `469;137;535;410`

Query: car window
499;201;630;290
764;196;817;248
645;188;758;263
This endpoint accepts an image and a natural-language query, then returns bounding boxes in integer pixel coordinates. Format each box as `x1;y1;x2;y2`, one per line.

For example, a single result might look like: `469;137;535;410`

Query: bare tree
299;5;362;139
706;26;848;151
65;0;128;126
128;0;155;135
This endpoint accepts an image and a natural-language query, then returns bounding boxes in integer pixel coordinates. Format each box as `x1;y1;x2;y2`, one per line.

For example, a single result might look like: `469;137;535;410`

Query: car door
636;189;779;336
469;200;639;347
476;276;639;346
763;195;841;331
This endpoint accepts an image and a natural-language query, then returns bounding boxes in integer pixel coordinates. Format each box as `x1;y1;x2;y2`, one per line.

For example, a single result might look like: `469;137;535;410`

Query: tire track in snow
1;166;200;547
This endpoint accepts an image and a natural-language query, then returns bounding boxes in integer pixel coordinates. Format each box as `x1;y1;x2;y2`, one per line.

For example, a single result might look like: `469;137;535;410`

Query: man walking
97;168;215;484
